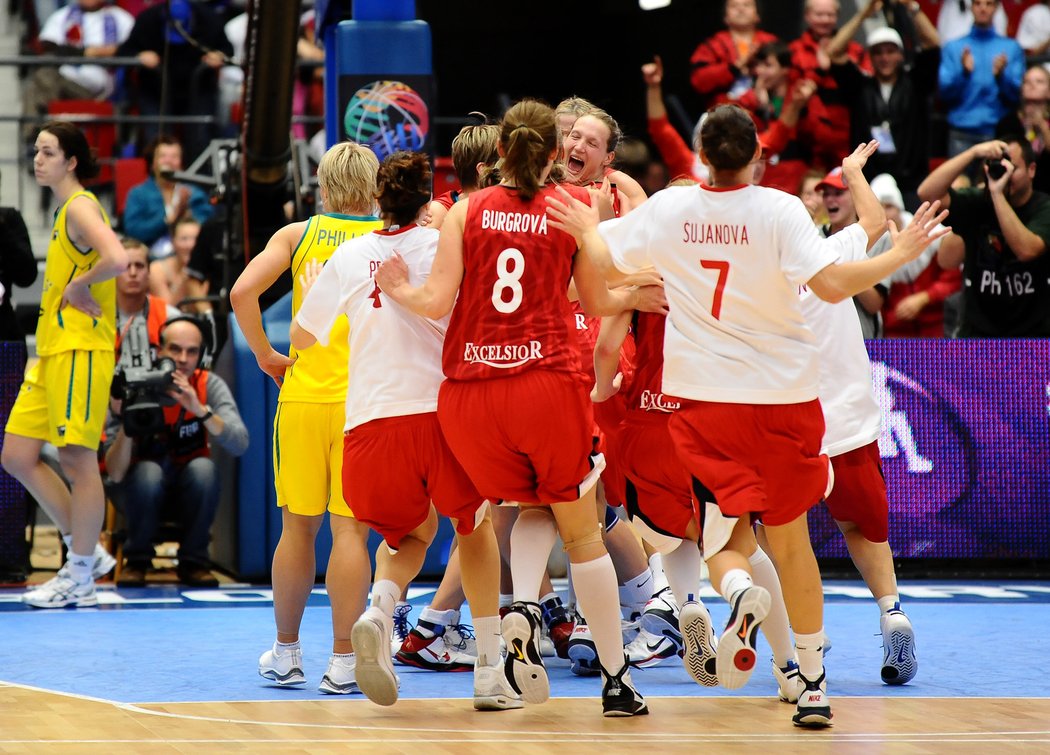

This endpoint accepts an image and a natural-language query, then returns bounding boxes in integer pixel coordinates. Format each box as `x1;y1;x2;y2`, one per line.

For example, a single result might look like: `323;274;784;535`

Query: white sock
749;547;794;668
332;651;353;659
419;607;456;628
571;553;626;675
62;534;73;550
67;551;92;584
877;594;900;615
509;510;558;603
663;541;702;607
618;567;654;619
276;639;300;653
474;615;501;665
499;593;514;609
719;568;753;605
648;552;669;593
795;630;826;680
370;579;401;617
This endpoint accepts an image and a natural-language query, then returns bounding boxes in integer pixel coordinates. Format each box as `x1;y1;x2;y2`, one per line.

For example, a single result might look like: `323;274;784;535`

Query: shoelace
447;623;475;650
392;605;412;640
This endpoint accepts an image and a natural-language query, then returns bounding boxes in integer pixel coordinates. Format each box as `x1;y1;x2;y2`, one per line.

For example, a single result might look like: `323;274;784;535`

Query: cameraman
918;138;1050;336
104;317;248;586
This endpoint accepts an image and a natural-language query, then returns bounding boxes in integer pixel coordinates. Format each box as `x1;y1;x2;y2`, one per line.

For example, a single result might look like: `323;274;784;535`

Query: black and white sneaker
600;657;649;717
501;601;549;704
792;669;833;727
715;585;770;689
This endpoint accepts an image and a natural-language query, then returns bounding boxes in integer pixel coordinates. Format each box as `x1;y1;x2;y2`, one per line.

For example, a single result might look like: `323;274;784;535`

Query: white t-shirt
797;223;882;456
40;5;134;97
295;225;446;431
600;183;839;404
1017;4;1050;52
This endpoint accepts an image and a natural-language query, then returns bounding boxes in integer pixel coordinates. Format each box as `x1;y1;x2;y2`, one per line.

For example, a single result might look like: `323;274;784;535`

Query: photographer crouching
104;265;248;586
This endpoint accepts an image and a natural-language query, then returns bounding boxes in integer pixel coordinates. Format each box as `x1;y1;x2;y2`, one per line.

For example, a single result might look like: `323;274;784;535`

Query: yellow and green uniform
273;213;381;516
5;190;116;448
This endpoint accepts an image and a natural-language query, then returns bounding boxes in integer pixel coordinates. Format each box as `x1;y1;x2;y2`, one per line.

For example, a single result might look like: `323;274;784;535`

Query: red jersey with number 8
444;183;591;381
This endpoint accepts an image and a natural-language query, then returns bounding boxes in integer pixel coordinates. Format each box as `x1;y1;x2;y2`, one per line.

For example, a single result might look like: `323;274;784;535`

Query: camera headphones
159;315;214;370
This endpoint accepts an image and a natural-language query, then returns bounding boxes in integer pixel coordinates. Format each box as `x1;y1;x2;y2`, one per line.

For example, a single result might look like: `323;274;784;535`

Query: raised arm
807;201;950;303
827;0;880;62
842;140;888;249
917;140;1008;207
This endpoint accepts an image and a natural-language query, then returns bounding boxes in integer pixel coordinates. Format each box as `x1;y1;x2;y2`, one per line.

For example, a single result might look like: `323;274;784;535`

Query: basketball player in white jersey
546;103;949;726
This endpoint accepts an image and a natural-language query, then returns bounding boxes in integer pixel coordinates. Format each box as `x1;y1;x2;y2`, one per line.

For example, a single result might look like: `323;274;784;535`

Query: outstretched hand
842;140;879;174
546;185;601;243
889;200;951;262
375;252;410;294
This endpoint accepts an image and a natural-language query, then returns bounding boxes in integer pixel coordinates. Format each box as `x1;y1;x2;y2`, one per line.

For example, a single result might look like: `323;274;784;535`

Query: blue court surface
1;580;1047;704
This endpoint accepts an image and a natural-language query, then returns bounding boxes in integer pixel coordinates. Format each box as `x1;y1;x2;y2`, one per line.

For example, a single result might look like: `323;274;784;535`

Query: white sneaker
258;642;305;686
318;654;360;695
56;543;117;582
473;658;524;711
626;627;680;668
773;658;801;703
352;607;400;706
444;621;478;659
538;625;557;658
715;585;770;690
680;600;718;687
23;574;97;608
880;605;917;685
501;601;550;704
566;621;600;677
639;587;683;646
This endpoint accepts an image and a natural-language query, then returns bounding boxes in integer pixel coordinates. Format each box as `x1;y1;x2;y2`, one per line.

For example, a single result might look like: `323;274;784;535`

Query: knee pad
562;524;604;555
629;515;682;556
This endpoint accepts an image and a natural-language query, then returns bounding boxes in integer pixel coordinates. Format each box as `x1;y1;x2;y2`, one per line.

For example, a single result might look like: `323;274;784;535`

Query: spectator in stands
996;64;1050;192
117;0;233;160
827;5;940;208
1017;1;1050;56
21;0;135;145
818;165;892;337
919;137;1050;336
689;0;778;107
122;134;213;253
874;173;961;336
799;169;830;225
115;237;180;346
104;316;248;586
939;0;1025;159
150;216;200;309
0;174;37;342
790;0;871;171
934;0;1008;42
642;53;815;194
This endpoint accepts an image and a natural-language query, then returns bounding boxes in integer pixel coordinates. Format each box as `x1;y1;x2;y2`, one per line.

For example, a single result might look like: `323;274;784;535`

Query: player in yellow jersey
230;141;381;693
2;121;128;608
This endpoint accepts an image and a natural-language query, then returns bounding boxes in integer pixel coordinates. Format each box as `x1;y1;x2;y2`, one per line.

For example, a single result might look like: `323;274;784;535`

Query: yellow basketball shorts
273;401;352;517
5;350;115;450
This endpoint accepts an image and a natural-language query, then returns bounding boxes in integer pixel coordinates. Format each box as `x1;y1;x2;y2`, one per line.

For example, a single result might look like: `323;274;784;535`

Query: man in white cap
825;3;941;208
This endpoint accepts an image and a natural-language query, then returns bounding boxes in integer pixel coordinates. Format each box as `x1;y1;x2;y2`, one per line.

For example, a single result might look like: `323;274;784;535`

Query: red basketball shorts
342;413;485;550
438;370;603;505
620;414;696;539
823;440;889;543
667;399;829;527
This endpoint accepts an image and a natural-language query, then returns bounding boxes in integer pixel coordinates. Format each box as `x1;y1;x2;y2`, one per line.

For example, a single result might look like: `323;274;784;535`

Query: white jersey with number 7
599;183;839;405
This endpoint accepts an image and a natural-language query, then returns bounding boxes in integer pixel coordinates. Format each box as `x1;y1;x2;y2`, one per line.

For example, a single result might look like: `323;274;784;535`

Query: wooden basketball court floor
1;580;1048;753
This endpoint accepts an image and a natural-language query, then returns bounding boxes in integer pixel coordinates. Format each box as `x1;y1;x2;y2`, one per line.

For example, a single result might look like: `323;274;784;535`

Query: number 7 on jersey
700;260;730;320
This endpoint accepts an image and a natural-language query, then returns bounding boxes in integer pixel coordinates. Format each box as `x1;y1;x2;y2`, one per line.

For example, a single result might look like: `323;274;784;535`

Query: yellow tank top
279;212;382;403
36;190;117;356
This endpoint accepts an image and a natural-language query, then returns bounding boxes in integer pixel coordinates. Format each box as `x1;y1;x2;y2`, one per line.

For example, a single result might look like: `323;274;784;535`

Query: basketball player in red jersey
427;121;499;231
376;99;660;717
